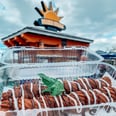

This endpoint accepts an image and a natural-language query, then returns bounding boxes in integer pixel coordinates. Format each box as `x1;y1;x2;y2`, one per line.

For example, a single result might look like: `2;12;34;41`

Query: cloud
51;0;116;38
24;0;51;8
3;9;24;26
0;2;5;11
90;36;116;51
0;0;116;51
13;0;116;38
0;0;25;26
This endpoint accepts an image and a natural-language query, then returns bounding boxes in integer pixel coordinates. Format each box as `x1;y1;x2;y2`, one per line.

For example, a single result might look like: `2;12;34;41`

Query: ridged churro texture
0;76;113;111
1;76;111;100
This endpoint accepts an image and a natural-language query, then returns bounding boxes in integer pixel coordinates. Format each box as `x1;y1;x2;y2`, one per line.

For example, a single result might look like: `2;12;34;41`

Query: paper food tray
0;62;116;116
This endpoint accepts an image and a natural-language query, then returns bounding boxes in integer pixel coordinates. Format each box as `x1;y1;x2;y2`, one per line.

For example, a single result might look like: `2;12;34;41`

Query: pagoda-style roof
1;26;93;47
2;27;93;42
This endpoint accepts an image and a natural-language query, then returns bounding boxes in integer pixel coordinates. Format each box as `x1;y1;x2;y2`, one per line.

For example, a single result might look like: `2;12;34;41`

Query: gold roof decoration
34;1;66;31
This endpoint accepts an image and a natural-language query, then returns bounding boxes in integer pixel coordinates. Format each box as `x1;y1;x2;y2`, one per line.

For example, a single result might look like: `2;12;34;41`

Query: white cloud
3;9;24;26
0;0;25;26
90;36;116;51
1;0;116;51
24;0;50;7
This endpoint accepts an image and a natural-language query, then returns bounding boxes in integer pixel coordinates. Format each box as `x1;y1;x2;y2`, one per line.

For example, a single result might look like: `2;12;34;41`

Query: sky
0;0;116;51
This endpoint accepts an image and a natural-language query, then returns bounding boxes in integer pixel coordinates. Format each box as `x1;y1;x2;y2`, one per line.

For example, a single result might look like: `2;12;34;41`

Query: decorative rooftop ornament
34;1;66;31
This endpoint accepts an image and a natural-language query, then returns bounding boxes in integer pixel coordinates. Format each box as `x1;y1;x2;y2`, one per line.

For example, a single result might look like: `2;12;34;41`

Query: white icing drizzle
54;96;61;116
39;81;42;96
71;92;82;113
71;81;82;90
30;83;33;96
33;97;41;109
41;96;47;108
79;78;88;90
20;85;25;110
66;94;78;106
77;83;82;90
84;78;92;89
100;79;110;86
71;92;82;106
11;88;19;110
59;95;64;109
30;83;41;109
104;87;113;102
67;80;72;92
81;89;91;105
89;89;97;104
96;79;101;88
58;79;63;84
41;96;48;116
94;89;110;102
66;94;79;112
38;81;48;116
54;96;60;107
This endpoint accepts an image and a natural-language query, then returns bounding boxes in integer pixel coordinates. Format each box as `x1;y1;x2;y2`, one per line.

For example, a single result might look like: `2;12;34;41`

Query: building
1;1;93;48
0;1;93;64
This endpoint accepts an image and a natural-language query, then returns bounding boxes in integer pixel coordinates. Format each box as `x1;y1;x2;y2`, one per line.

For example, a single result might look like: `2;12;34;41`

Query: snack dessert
0;86;116;111
0;76;114;116
1;76;111;101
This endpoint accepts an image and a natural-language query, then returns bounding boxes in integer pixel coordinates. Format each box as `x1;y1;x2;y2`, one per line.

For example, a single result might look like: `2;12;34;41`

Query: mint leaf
38;73;64;96
51;81;64;96
42;87;51;93
38;73;56;87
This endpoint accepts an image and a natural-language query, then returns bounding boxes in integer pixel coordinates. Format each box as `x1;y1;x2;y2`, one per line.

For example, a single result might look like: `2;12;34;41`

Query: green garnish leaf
51;81;64;96
38;73;56;86
38;73;64;96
